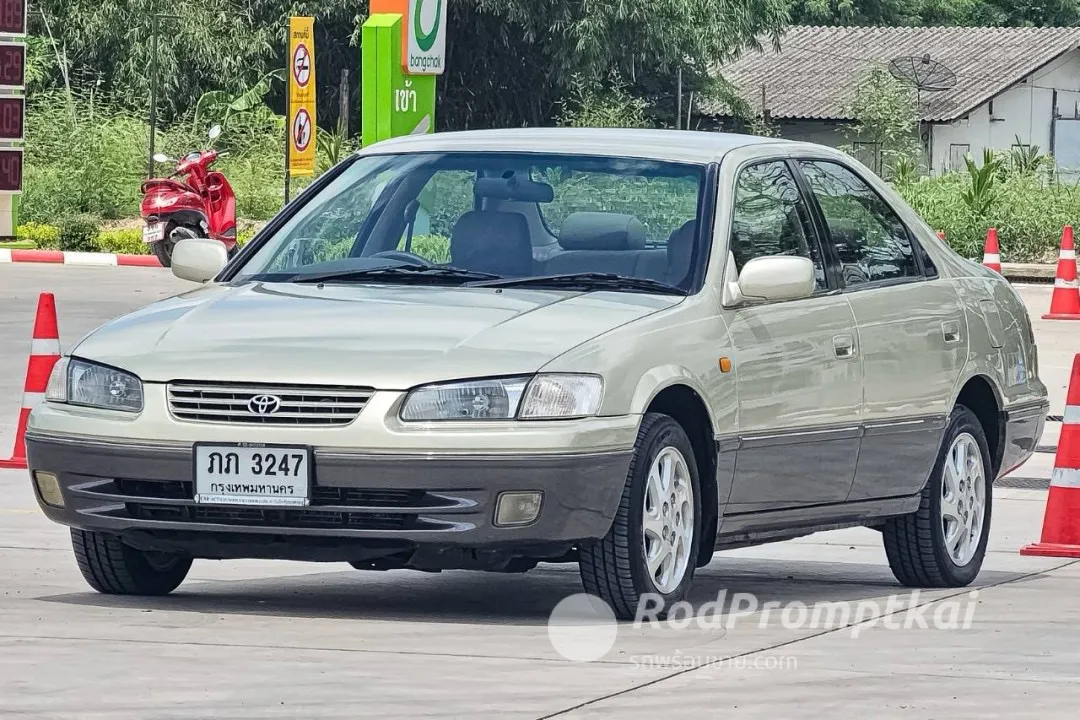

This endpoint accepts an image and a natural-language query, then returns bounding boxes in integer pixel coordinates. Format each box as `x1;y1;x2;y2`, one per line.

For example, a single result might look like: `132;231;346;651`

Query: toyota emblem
247;394;282;415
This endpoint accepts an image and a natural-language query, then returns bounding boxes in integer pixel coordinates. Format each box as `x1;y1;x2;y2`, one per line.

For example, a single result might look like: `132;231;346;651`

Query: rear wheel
883;405;992;587
578;413;701;620
151;223;199;267
71;529;191;595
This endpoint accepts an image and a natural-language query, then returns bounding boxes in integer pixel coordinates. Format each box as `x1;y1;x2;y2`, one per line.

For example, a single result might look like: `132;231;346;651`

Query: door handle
942;321;961;344
833;334;856;358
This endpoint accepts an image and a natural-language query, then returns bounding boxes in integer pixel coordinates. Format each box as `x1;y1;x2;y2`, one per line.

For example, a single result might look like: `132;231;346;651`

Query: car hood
72;282;681;388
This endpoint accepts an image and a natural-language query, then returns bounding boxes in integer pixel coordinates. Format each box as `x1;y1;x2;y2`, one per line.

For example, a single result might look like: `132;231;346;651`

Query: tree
846;65;922;177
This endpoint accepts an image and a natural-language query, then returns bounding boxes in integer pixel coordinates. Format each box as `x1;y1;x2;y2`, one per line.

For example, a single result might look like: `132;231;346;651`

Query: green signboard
361;14;436;147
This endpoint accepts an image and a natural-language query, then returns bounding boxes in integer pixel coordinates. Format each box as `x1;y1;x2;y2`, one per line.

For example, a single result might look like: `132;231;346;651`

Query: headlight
400;374;603;421
45;357;144;413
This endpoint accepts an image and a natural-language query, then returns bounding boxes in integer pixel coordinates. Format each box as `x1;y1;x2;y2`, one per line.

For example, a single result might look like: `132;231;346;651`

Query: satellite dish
888;54;957;92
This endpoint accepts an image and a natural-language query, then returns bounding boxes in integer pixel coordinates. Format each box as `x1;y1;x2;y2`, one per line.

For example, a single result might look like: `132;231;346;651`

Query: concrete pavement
0;265;1078;717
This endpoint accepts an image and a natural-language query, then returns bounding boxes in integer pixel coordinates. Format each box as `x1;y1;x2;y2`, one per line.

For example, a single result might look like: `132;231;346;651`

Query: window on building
851;142;883;174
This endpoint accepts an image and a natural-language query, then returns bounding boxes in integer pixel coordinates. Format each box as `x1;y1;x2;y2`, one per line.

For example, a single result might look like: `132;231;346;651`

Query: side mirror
152;152;171;163
208;124;222;141
171;238;229;283
736;255;816;303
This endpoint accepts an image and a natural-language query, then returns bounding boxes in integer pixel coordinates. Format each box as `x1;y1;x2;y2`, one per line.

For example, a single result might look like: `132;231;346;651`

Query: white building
705;26;1080;174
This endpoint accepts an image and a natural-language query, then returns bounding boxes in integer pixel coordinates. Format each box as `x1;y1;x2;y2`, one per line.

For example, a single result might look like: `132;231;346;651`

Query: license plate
193;443;311;507
142;222;166;243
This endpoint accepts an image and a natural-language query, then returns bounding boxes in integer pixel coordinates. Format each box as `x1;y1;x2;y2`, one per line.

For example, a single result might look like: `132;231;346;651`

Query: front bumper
25;432;634;562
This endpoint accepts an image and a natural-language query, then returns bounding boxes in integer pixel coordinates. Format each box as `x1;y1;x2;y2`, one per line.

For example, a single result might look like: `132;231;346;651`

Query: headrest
474;176;554;203
559;212;646;251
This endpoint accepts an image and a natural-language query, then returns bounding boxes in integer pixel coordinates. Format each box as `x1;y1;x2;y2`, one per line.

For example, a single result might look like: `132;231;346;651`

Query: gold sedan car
26;129;1048;618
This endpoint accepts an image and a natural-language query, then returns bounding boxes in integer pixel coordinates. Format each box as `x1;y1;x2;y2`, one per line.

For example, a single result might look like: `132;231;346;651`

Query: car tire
883;405;993;588
71;529;192;595
578;413;702;621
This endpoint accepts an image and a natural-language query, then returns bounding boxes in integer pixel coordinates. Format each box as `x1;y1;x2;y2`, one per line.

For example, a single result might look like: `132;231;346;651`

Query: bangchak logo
408;0;445;74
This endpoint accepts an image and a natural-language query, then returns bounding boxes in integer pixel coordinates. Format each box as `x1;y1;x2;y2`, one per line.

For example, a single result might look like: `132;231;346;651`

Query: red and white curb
0;249;162;267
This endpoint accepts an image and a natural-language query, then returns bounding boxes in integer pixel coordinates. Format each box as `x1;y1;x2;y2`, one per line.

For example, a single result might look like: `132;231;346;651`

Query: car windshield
236;152;708;293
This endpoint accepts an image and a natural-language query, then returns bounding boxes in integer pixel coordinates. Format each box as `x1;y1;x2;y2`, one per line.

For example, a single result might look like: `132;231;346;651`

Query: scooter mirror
152;153;171;163
208;125;222;141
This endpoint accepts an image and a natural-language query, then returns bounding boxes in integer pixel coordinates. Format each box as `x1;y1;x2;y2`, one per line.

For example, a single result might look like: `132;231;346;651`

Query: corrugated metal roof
702;26;1080;122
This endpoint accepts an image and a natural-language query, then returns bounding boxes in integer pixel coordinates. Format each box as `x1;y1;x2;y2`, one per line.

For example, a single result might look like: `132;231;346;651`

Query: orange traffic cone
1043;225;1080;320
1021;354;1080;558
982;228;1001;274
0;293;62;470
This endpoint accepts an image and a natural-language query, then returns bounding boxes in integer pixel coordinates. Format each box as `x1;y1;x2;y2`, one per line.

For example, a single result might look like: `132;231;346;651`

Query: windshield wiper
467;272;688;295
289;264;502;285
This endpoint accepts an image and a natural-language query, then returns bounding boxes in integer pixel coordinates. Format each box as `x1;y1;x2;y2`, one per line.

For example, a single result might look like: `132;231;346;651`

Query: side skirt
712;493;921;551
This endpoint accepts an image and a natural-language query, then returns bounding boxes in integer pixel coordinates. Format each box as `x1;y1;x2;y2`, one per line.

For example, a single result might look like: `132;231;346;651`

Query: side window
731;161;827;290
798;160;920;287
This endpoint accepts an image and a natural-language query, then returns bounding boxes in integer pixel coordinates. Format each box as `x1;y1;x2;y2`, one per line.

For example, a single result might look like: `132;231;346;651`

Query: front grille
167;381;374;426
114;479;437;508
126;502;413;531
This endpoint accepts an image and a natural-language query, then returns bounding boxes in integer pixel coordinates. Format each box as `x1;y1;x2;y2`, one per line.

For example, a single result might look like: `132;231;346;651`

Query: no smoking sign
292;43;311;88
292;108;312;153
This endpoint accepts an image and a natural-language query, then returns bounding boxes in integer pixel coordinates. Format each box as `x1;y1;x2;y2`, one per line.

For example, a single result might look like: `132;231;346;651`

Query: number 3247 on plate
194;443;312;507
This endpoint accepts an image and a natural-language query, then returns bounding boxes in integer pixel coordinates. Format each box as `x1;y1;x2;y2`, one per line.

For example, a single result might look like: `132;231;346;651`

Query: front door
725;160;863;513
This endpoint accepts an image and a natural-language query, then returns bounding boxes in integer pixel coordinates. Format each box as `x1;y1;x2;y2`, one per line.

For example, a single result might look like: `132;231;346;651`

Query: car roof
355;127;791;164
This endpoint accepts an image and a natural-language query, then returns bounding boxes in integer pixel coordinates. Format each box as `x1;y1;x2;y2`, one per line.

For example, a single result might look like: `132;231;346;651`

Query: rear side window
798;160;920;287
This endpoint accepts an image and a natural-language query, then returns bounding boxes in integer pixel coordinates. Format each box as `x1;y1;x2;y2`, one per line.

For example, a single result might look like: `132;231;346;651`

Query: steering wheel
370;250;434;266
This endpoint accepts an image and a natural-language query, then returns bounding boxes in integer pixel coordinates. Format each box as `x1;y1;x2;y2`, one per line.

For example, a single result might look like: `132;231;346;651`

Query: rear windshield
237;152;709;292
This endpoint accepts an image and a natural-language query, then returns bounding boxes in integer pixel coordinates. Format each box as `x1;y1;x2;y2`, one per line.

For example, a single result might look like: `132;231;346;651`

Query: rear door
725;159;863;513
795;159;965;501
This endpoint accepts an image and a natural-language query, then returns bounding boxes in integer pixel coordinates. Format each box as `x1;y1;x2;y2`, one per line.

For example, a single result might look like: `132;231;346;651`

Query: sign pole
284;20;291;204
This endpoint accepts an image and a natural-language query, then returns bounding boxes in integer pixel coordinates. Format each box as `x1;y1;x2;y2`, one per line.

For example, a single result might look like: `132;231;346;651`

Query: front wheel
883;405;993;587
578;413;702;620
71;529;191;595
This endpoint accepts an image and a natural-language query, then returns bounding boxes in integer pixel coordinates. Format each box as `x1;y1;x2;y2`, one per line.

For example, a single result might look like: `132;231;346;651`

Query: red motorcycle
140;125;238;267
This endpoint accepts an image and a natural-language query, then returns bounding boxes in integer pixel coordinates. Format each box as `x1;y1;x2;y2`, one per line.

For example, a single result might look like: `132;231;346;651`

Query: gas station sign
0;0;23;236
362;1;442;148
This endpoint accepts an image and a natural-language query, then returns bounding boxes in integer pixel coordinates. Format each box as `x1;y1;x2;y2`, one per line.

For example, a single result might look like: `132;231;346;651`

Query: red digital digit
0;0;25;36
0;45;23;86
0;97;22;139
0;150;22;192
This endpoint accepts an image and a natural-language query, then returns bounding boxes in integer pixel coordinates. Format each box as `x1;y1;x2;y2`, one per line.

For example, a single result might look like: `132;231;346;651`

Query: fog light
494;491;542;527
33;472;65;508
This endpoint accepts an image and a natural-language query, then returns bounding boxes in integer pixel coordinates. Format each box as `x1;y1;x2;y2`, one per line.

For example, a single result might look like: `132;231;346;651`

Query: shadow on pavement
36;556;1029;625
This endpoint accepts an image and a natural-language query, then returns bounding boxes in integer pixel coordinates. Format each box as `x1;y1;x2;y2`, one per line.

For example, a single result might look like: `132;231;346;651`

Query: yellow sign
288;17;316;176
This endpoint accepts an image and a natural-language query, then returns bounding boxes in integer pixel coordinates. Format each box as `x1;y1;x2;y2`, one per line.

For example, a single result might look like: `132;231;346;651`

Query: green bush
897;172;1080;263
57;215;100;252
408;234;451;263
96;229;147;255
16;222;61;249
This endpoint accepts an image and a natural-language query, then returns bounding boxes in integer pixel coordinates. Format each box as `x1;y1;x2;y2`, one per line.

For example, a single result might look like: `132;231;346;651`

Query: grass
0;240;34;249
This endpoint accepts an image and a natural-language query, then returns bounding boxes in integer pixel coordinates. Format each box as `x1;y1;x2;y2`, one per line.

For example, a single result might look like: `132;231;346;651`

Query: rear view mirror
737;255;816;303
152;153;171;163
208;124;222;141
171;238;229;283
